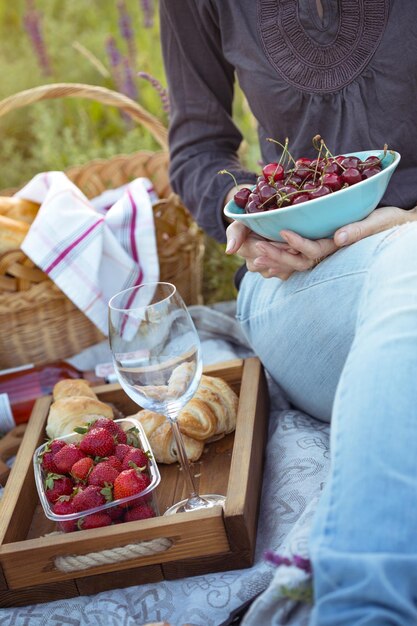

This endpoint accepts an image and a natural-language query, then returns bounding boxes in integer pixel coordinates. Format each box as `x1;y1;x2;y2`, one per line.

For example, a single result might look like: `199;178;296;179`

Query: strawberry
124;503;155;522
54;443;86;474
39;439;66;473
72;485;107;512
71;456;94;481
105;455;123;472
114;443;130;462
50;439;67;454
107;504;125;521
122;448;150;471
52;497;77;532
88;461;119;487
79;427;115;457
91;418;127;444
113;468;151;501
44;473;74;504
77;512;112;530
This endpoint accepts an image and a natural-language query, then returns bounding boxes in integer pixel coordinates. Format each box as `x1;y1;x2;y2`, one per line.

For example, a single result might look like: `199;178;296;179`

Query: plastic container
33;417;161;532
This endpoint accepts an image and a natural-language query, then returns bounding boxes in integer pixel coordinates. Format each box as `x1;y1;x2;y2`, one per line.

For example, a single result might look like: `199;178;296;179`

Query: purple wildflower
264;550;312;574
137;71;170;115
264;550;292;567
292;555;312;574
117;1;136;64
105;36;124;93
23;0;52;76
139;0;154;28
122;56;138;102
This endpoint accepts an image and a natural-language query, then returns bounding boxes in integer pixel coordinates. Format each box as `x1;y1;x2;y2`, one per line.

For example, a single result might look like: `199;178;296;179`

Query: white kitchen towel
18;171;160;335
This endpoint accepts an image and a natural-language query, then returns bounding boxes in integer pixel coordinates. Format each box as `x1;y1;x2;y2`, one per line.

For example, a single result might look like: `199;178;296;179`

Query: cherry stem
218;169;239;191
266;137;297;167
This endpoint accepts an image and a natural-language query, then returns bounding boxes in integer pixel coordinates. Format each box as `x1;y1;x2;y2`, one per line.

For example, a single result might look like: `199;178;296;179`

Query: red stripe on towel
45;219;103;274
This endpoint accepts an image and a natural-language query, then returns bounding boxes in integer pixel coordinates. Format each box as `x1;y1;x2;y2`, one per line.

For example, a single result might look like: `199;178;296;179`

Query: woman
159;1;417;624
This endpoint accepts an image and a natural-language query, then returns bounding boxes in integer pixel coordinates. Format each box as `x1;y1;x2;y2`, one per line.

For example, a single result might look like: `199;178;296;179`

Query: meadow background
0;0;260;303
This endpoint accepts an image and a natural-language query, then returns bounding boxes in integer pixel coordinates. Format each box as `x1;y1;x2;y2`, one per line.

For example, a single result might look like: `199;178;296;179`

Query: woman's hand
226;206;417;281
332;205;416;246
225;220;337;280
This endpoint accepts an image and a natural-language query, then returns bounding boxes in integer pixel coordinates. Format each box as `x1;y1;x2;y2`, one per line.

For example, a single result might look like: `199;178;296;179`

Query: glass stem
169;418;200;500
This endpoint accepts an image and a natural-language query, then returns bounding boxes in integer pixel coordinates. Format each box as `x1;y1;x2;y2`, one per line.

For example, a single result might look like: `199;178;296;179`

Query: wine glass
108;282;226;515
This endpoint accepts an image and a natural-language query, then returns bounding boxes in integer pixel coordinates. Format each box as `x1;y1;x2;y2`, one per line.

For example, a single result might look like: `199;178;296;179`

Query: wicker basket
0;83;204;368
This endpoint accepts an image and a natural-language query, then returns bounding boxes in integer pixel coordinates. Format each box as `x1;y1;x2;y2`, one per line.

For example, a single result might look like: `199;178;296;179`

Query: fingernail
225;238;236;253
336;231;348;245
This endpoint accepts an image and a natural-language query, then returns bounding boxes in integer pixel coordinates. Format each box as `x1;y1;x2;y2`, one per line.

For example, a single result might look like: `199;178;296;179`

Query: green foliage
0;0;259;302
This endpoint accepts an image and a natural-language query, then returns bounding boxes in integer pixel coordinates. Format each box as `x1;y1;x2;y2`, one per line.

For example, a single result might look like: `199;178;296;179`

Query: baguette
0;196;40;224
0;214;30;254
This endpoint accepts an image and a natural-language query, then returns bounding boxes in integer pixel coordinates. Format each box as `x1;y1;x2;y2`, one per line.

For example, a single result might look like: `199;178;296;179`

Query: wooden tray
0;358;269;607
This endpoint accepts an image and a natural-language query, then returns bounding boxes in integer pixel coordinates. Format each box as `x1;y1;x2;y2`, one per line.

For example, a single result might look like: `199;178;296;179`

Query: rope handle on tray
0;82;168;150
49;533;173;573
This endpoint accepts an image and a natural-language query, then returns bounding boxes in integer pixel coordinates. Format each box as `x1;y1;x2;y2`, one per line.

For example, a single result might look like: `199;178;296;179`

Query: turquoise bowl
223;150;401;242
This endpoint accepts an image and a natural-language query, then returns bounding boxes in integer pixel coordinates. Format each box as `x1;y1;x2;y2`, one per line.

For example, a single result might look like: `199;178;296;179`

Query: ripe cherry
302;181;318;191
246;200;261;213
321;173;342;191
291;193;311;205
295;157;312;167
259;184;277;207
294;165;313;181
341;168;362;185
362;167;381;179
262;162;284;182
363;156;381;168
341;156;361;169
285;174;303;187
310;185;331;199
322;161;342;175
234;187;251;209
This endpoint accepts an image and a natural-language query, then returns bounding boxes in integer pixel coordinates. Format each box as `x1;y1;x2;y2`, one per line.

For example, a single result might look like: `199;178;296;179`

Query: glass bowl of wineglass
108;281;226;515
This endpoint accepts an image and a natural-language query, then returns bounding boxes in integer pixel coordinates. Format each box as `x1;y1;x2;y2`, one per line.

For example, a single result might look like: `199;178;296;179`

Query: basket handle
0;82;168;150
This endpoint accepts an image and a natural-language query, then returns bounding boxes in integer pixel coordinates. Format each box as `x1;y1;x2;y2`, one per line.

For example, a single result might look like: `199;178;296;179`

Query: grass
0;0;260;303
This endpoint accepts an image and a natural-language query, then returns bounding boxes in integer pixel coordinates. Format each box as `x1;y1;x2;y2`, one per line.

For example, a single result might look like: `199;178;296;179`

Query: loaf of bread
128;375;238;463
133;409;204;464
0;196;40;224
0;214;30;254
46;379;113;439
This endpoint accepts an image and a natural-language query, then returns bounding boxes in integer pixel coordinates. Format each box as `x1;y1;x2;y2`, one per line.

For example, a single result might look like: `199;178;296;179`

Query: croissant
46;394;114;439
177;375;238;441
53;379;98;401
132;409;204;464
127;375;238;464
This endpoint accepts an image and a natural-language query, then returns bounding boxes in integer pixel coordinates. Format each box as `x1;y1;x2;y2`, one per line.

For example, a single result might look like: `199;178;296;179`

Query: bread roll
46;396;114;439
0;197;40;224
53;379;97;401
133;409;204;464
0;215;30;254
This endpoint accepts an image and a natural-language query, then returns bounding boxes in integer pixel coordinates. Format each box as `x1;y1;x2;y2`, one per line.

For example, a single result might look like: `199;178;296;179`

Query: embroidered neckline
258;0;390;93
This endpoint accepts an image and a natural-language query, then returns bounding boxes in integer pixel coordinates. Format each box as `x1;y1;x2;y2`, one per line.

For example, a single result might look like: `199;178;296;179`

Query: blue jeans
236;223;417;625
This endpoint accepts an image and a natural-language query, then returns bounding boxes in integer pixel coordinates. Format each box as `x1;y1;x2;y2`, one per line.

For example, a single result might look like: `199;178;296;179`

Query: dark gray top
160;0;417;243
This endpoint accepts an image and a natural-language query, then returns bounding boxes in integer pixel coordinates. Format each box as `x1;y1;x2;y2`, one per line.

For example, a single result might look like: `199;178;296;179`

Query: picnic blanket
0;302;330;626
